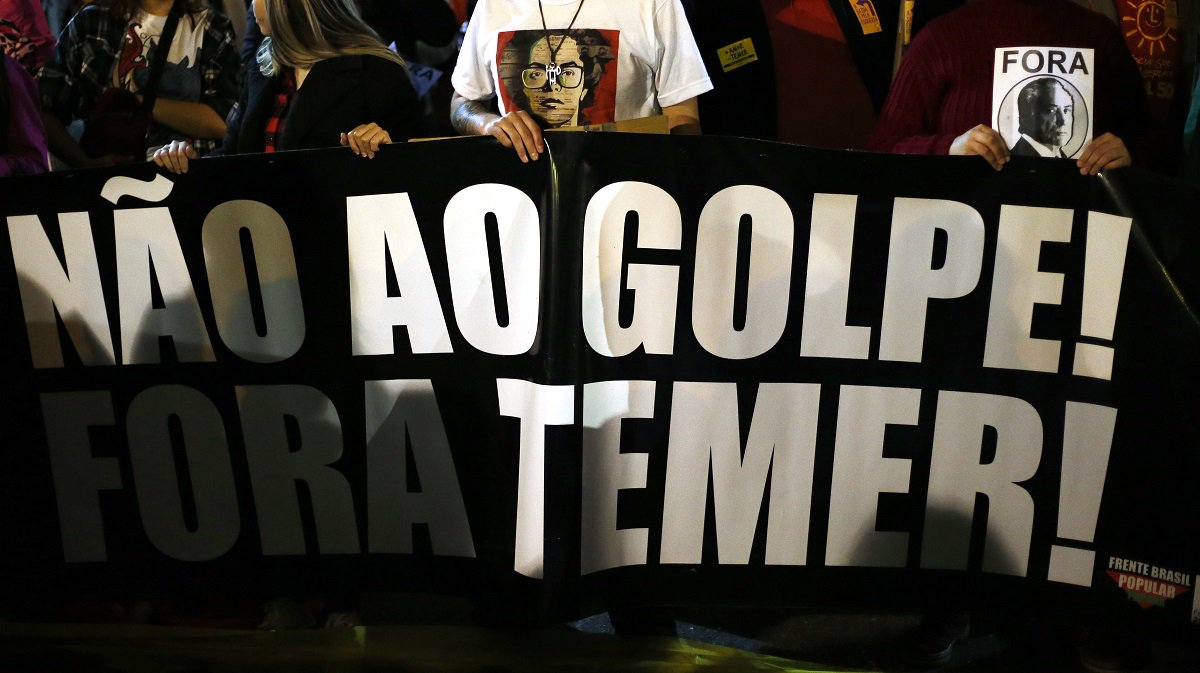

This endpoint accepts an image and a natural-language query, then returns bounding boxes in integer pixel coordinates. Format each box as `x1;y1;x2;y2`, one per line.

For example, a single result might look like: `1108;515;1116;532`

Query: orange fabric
771;0;846;42
451;0;468;24
761;0;876;148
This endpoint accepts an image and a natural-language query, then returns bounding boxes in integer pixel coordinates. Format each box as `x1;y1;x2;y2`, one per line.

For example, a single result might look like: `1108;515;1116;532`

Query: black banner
1;135;1198;633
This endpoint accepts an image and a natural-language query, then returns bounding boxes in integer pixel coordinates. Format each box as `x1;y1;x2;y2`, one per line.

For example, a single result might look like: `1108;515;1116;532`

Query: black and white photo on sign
992;47;1094;159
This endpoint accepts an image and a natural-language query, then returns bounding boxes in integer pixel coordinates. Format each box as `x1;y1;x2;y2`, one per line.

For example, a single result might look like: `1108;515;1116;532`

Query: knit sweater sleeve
866;25;961;155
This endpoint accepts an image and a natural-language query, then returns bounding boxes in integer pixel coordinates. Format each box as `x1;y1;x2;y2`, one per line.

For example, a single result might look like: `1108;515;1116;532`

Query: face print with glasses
520;35;589;127
521;63;585;89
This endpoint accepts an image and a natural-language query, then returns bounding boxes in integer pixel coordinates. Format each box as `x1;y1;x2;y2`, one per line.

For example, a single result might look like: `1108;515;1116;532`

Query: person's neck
294;65;312;89
141;0;175;17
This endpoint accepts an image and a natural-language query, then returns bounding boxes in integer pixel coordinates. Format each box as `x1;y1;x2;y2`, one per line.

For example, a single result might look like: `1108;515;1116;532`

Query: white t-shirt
452;0;712;127
113;9;210;103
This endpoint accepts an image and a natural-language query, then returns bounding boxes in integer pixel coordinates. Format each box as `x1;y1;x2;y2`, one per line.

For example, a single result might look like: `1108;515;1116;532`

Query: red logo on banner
1106;570;1191;609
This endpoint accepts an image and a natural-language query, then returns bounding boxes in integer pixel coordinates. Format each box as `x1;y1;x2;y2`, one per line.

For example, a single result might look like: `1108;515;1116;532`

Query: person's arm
150;97;227;138
447;5;544;161
450;92;544;163
865;28;964;156
36;5;135;167
40;108;132;167
663;97;700;135
35;8;91;167
652;0;712;135
1060;20;1140;176
948;124;1009;171
340;58;423;157
1075;132;1130;175
151;138;196;173
0;59;49;176
341;124;389;158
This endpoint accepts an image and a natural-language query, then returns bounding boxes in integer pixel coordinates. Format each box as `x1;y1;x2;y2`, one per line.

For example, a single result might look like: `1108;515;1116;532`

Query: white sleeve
450;6;496;101
652;0;713;108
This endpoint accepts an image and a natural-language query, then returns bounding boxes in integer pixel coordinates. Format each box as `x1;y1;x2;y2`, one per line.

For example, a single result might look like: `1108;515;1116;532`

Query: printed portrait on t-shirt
496;29;618;128
111;11;211;153
114;14;207;104
992;47;1095;159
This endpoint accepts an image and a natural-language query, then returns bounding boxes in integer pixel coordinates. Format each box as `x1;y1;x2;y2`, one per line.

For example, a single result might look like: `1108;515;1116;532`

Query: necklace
536;0;587;85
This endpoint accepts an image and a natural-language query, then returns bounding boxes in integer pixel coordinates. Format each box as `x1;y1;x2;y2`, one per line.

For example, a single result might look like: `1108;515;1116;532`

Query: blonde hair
256;0;404;77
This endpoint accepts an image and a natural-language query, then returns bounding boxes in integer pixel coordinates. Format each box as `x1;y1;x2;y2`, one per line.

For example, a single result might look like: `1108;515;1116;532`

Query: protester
865;2;1153;669
232;0;457;100
866;0;1149;176
1012;0;1197;175
37;0;239;168
153;1;420;629
449;0;712;162
681;0;889;149
152;0;419;173
0;50;48;175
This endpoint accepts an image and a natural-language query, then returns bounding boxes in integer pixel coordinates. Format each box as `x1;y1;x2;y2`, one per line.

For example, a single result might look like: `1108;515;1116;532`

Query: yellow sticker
903;0;915;44
848;0;883;35
717;38;758;73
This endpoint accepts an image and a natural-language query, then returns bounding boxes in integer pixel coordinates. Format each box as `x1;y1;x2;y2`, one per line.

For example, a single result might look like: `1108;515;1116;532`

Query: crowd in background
2;0;1200;180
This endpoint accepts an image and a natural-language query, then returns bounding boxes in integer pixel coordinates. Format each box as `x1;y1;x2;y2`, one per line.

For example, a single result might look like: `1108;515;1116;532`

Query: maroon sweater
866;0;1148;158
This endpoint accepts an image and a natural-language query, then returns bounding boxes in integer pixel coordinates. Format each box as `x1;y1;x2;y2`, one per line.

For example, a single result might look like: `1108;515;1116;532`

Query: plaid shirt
37;4;240;156
262;69;295;153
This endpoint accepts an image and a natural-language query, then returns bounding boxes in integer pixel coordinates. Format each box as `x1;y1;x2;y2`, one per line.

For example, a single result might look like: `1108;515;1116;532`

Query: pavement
2;603;1198;672
611;609;1200;672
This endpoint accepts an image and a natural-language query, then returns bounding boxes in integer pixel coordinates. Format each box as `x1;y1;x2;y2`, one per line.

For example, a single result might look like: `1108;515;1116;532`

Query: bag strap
138;2;184;114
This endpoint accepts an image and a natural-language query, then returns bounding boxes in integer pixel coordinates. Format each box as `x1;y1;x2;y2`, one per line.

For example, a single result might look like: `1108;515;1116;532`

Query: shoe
908;610;970;668
1078;628;1152;673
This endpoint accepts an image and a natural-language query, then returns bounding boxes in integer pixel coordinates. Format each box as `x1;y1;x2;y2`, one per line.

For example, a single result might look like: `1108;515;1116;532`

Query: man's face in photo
1028;82;1074;149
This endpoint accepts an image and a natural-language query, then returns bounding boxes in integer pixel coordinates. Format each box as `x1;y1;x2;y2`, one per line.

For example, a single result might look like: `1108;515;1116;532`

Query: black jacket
358;0;458;59
681;0;900;141
220;54;420;155
1010;136;1068;159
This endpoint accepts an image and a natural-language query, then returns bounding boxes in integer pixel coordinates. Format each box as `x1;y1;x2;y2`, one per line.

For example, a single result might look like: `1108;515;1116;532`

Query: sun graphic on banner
1122;0;1177;56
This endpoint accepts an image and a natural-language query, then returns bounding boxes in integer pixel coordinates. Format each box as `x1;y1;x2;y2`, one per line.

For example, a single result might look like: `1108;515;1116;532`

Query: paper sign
992;47;1095;159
